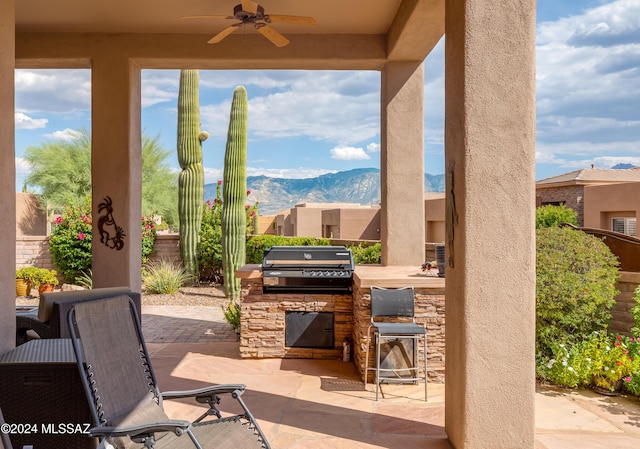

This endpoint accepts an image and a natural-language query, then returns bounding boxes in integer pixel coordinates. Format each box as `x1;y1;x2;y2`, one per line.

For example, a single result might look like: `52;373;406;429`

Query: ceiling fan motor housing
234;3;265;22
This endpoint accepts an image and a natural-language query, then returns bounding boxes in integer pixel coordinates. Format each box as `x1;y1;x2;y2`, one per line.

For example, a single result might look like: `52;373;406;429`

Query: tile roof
537;167;640;185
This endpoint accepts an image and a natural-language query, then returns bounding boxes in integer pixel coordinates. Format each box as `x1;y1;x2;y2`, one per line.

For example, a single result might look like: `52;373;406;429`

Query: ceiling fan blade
182;15;232;20
266;15;317;26
257;25;290;47
241;0;259;14
207;25;240;44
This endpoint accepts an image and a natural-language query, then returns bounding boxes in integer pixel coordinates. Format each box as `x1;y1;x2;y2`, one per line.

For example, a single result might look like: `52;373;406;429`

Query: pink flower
247;190;251;195
77;232;86;240
630;337;635;342
625;376;632;383
54;216;63;224
217;180;222;185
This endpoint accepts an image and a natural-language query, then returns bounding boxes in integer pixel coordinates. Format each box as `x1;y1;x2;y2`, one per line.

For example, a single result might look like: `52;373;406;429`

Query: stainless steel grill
261;246;354;293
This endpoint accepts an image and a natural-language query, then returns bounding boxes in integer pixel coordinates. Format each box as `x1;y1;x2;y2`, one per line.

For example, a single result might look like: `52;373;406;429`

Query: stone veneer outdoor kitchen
236;264;445;383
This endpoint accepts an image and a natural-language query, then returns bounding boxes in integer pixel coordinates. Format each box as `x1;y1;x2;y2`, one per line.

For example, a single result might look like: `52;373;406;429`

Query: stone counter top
352;264;445;290
236;263;445;290
236;264;262;279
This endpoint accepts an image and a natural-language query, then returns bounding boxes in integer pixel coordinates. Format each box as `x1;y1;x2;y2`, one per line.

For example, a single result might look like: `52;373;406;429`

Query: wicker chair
16;287;141;345
67;295;270;449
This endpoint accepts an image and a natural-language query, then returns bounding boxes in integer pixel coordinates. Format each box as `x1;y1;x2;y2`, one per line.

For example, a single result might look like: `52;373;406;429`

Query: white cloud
330;146;370;161
247;167;336;179
15;69;90;114
535;0;640;174
200;71;380;145
15;112;48;130
43;128;82;141
141;70;179;107
202;165;336;184
366;142;380;153
15;157;32;190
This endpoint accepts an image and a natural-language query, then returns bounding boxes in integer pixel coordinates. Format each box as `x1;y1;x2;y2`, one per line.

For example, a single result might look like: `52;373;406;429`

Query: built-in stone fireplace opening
285;311;334;348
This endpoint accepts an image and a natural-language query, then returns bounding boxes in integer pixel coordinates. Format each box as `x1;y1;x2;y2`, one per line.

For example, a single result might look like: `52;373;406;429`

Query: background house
536;166;640;229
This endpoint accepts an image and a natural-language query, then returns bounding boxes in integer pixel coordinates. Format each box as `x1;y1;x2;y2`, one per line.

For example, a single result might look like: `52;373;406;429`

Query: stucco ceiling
15;0;403;35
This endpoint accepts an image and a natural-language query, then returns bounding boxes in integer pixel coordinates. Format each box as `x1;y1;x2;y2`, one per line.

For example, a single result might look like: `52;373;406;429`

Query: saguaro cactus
221;86;248;300
177;69;208;280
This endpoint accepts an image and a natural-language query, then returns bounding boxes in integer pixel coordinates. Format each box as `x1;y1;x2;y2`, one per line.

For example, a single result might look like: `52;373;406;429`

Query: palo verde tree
221;86;248;300
23;129;178;225
177;69;209;280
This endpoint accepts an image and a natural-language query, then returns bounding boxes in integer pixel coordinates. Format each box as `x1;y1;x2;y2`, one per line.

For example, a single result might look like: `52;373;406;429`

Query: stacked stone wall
353;283;445;383
536;185;585;225
239;278;353;360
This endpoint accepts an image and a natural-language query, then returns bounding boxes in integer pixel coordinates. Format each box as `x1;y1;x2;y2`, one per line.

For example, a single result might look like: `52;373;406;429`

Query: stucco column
0;0;16;353
91;43;142;291
380;61;425;266
444;0;536;447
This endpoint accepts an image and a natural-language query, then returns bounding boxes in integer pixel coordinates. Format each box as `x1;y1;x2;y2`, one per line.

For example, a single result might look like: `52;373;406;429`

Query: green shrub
75;269;93;289
143;259;190;294
245;235;330;264
349;243;381;264
631;286;640;337
535;204;578;229
222;300;241;331
198;182;258;282
536;227;620;362
49;198;157;283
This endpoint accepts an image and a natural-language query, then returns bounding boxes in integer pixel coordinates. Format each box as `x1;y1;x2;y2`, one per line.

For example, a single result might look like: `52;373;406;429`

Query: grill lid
262;246;354;269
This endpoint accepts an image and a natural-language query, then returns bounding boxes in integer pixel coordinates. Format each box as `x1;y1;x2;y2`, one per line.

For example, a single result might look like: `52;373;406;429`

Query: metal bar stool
364;286;427;401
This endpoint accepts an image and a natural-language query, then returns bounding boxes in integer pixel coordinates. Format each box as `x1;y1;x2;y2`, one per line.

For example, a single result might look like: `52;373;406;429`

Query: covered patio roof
15;0;444;68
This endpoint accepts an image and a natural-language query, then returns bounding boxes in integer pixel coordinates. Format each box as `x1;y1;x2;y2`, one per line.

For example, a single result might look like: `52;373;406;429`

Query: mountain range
204;168;445;215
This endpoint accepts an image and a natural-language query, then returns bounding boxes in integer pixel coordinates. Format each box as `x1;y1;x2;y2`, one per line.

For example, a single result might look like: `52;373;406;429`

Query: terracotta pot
16;279;31;297
38;283;56;294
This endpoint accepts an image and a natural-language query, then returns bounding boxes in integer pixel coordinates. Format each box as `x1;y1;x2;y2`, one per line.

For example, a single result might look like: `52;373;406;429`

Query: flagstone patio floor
142;306;640;449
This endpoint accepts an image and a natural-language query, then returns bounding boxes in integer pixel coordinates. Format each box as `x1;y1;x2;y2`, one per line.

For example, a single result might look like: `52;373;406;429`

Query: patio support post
444;0;536;447
90;44;142;290
0;0;16;353
380;61;425;266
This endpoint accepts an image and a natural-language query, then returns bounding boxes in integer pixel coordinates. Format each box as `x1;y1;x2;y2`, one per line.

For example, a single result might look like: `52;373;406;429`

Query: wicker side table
0;339;97;449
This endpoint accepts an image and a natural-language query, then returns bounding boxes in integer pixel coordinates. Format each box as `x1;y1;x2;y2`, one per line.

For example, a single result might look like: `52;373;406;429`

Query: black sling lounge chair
67;295;270;449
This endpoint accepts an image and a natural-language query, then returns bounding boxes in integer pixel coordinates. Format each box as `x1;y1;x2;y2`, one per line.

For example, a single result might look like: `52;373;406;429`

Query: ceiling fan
183;0;317;47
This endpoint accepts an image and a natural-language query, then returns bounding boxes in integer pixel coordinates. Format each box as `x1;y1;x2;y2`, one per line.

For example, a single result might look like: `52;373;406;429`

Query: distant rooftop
537;166;640;186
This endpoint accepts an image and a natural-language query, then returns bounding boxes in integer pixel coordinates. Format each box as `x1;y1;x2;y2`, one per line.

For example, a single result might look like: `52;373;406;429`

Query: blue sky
14;0;640;190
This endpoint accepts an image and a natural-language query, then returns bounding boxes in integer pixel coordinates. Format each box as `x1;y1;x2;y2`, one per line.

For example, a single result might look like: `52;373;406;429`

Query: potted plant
32;268;60;294
16;266;39;296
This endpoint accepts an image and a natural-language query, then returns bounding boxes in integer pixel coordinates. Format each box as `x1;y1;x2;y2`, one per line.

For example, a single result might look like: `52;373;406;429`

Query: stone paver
142;306;237;343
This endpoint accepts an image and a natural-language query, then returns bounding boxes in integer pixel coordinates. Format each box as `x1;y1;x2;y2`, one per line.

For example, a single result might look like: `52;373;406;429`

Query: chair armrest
161;384;246;400
89;419;191;438
15;315;57;340
161;384;247;421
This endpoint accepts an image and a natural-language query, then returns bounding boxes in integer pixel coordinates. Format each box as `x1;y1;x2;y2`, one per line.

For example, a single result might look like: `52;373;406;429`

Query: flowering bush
49;199;93;283
49;198;157;283
543;331;640;393
198;181;258;282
